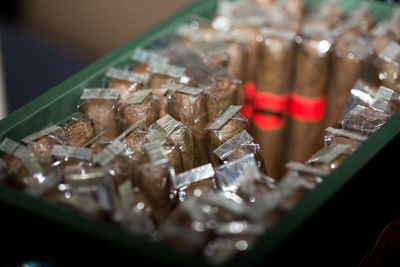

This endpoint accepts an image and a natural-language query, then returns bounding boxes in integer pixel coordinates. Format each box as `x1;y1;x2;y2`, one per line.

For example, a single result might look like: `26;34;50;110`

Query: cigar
342;105;390;136
144;125;186;174
323;127;367;153
124;128;148;157
322;32;374;132
172;163;217;200
22;124;63;158
65;168;118;215
105;67;147;104
286;27;333;163
206;106;248;166
137;142;176;224
166;84;209;164
58;115;95;147
117;89;160;130
80;98;119;140
253;26;296;179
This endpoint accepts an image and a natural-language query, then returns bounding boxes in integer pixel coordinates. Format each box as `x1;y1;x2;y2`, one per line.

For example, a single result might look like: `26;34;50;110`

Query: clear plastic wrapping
0;138;55;190
117;119;148;157
22;124;64;158
342;105;390;136
79;88;120;140
92;139;134;186
275;169;317;211
137;141;176;224
334;2;375;35
369;85;400;115
26;113;98;158
324;127;367;152
377;41;400;89
158;44;241;122
246;171;314;224
212;0;270;82
112;179;155;236
322;32;375;130
117;89;160;130
166;84;208;140
338;79;378;126
306;143;351;171
105;67;147;104
214;154;263;194
370;10;400;54
213;130;266;174
150;114;199;171
206;105;248;166
304;0;343;31
160;197;216;253
173;163;217;200
64;167;118;216
143;129;184;175
177;23;248;81
131;48;185;117
55;112;96;148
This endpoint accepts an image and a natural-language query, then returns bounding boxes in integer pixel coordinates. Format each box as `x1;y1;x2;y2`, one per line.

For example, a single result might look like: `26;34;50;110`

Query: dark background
0;0;190;115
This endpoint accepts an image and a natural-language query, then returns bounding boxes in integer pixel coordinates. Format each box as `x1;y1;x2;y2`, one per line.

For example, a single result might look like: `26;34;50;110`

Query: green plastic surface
0;0;398;266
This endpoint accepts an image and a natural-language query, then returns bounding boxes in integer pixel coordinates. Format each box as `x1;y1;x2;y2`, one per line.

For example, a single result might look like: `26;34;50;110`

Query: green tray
0;0;398;266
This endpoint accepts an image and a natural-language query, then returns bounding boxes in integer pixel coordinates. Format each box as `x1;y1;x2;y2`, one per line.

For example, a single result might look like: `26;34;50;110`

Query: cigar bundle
253;26;296;179
3;0;400;264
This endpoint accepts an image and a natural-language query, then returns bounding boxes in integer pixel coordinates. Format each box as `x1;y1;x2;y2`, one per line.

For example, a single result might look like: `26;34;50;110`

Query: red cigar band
245;81;256;101
253;112;285;131
241;105;253;118
288;93;325;122
254;91;289;113
242;81;256;119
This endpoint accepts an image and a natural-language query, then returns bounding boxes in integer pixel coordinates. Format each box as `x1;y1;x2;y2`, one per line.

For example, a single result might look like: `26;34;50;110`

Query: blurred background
0;0;190;118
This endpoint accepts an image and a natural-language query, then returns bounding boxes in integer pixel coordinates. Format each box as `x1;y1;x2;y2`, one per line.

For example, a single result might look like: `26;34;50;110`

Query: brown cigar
322;32;374;132
80;98;119;139
286;27;333;163
253;27;296;179
117;91;160;130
